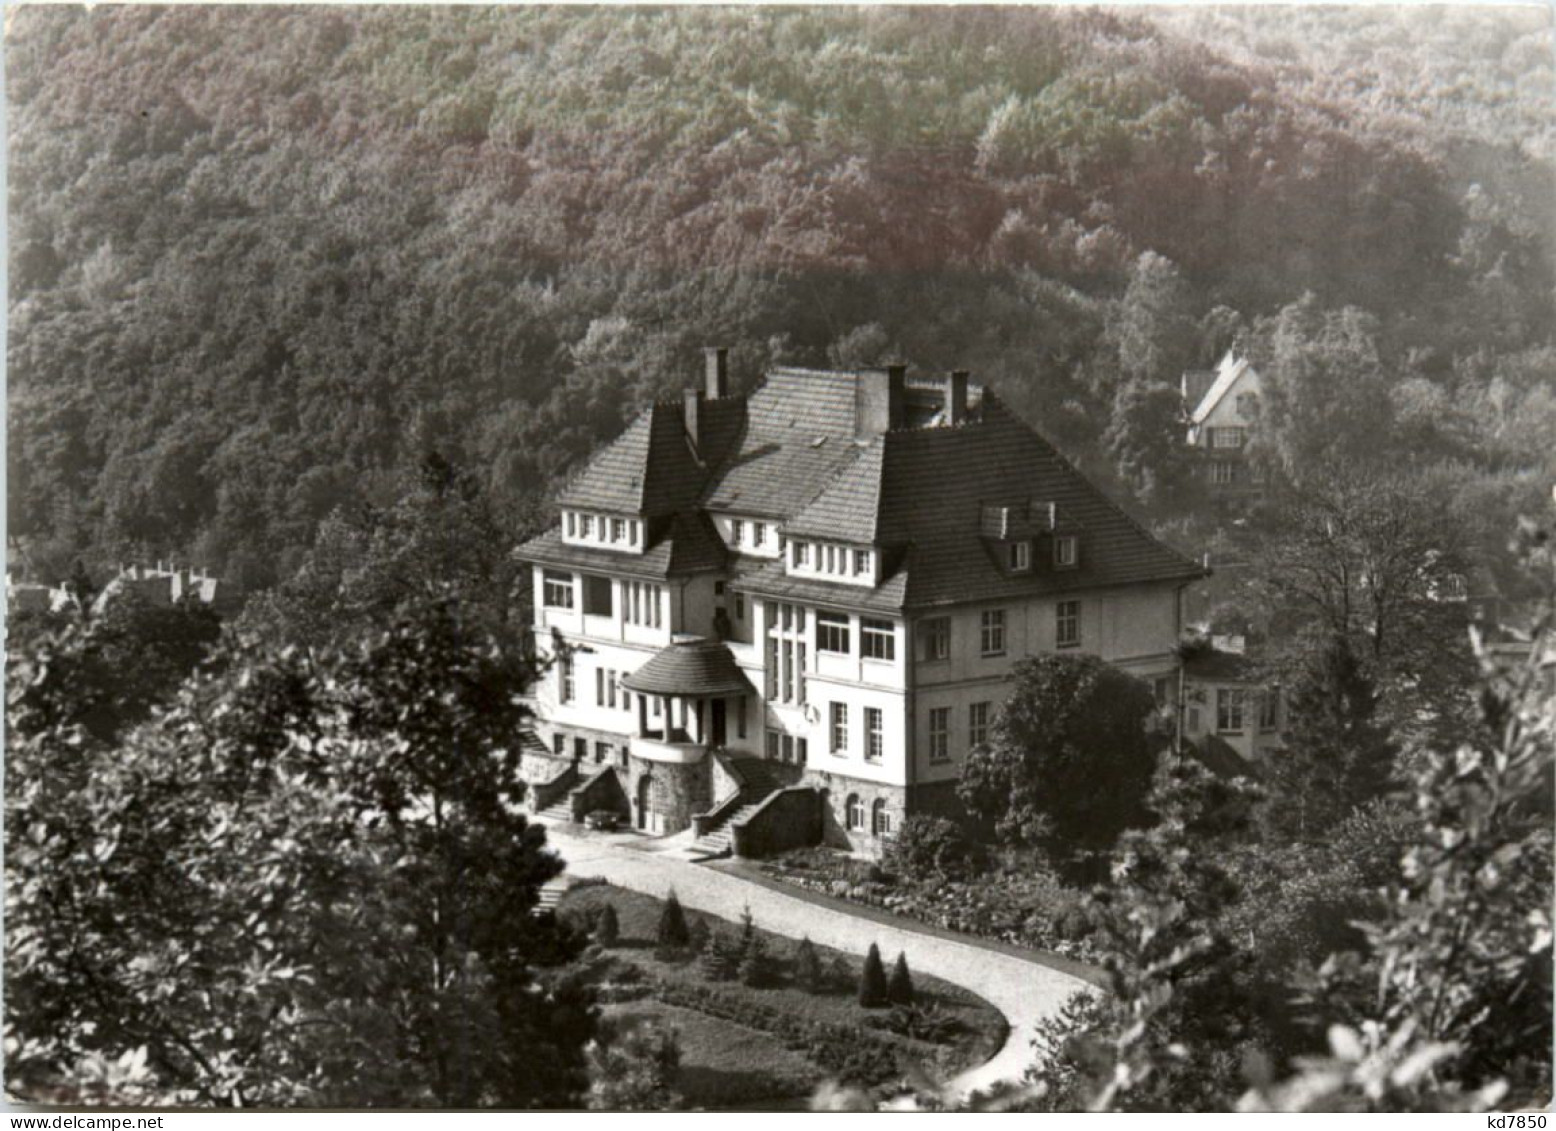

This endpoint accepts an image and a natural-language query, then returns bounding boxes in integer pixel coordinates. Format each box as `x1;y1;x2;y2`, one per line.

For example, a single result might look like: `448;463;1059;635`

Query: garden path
544;825;1095;1101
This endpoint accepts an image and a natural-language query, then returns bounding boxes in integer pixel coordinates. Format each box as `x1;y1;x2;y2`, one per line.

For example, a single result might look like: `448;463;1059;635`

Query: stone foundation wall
801;769;908;857
732;788;823;858
623;756;713;836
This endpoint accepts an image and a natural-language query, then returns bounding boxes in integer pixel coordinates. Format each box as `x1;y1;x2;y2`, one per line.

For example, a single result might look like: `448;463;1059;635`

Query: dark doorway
710;699;727;747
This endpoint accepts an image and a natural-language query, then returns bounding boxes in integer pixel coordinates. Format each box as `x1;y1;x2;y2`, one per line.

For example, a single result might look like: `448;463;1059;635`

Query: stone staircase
690;756;793;858
533;798;575;826
533;877;568;917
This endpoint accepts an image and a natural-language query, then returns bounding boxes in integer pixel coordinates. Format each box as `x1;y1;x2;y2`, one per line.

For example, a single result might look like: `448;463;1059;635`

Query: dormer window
566;512;576;537
611;518;625;543
731;518;744;546
854;549;871;576
1055;535;1078;569
580;514;594;538
753;523;766;547
793;541;810;567
1009;541;1031;572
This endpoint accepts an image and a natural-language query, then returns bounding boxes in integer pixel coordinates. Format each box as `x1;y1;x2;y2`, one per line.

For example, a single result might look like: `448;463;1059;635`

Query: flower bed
759;848;1109;966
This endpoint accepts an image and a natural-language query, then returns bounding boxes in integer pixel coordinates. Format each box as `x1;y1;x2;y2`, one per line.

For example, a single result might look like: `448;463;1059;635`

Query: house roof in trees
1182;645;1261;682
1187;350;1256;425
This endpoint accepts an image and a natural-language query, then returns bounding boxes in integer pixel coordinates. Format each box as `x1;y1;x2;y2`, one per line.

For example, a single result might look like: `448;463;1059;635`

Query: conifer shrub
738;935;781;988
686;916;712;955
594;903;620;947
697;929;742;981
656;889;690;952
887;951;915;1006
858;943;889;1008
793;936;825;994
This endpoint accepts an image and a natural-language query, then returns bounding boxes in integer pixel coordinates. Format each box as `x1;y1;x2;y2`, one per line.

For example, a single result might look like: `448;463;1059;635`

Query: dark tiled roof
622;637;754;696
537;366;1202;610
871;397;1203;608
556;397;745;517
732;556;911;614
784;437;886;541
703;369;870;518
664;511;729;575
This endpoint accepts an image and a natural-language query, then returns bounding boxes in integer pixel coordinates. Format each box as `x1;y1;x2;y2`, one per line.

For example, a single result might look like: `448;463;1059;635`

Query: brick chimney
946;370;970;425
856;364;907;440
704;347;729;399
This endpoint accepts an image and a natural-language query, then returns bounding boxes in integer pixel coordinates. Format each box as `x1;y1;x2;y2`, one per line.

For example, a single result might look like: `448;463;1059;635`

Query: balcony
629;731;709;765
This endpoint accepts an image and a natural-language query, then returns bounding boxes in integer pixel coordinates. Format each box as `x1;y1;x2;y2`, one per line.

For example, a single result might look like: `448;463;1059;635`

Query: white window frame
1056;600;1081;648
1055;535;1078;568
928;706;950;763
830;702;848;755
861;618;895;662
980;609;1006;656
968;700;990;748
731;518;744;546
1217;688;1247;733
1009;541;1031;572
817;611;850;654
543;569;575;609
752;522;765;547
865;707;884;762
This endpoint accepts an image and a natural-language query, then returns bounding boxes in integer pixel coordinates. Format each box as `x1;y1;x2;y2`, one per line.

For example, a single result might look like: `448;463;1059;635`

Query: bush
656;890;690;950
828;955;854;994
878;1002;961;1044
887;952;915;1006
594;903;620;947
792;936;825;993
882;815;983;881
858;943;889;1008
697;930;742;982
739;936;781;989
686;916;712;955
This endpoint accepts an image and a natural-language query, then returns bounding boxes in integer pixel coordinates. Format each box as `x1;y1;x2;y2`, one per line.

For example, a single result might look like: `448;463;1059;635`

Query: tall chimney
683;388;704;450
856;365;907;440
704;347;729;399
946;370;970;425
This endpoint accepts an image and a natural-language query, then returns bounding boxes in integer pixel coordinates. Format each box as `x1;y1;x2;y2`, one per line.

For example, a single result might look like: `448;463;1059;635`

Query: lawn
602;1000;817;1106
559;882;1008;1105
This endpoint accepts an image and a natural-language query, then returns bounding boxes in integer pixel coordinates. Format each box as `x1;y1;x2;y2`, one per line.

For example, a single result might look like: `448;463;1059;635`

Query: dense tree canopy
7;6;1552;590
6;599;596;1106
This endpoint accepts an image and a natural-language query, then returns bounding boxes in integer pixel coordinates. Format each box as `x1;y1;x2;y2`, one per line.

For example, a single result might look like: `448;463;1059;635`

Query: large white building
515;350;1205;855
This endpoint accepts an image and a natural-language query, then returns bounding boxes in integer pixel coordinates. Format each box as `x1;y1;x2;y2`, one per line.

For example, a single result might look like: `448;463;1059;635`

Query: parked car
585;809;622;832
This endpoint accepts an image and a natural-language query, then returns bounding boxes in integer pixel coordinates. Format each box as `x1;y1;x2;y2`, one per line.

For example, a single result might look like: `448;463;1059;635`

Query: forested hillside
8;6;1553;591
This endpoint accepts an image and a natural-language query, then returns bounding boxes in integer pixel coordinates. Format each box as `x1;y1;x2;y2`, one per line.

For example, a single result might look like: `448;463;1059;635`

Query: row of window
544;570;663;629
1208;426;1248;449
844;794;893;836
727;518;769;549
828;703;886;761
552;731;628;769
564;511;641;545
926;701;992;763
791;540;872;577
1003;535;1078;574
765;731;808;764
813;613;896;660
918;601;1081;660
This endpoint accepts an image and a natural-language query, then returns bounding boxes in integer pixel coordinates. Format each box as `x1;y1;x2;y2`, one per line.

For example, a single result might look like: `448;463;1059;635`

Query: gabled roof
1188;351;1256;425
